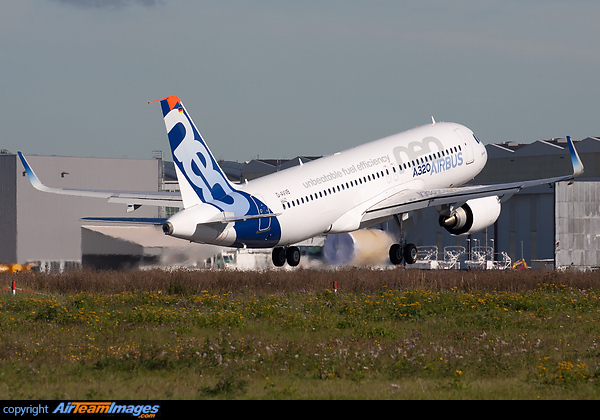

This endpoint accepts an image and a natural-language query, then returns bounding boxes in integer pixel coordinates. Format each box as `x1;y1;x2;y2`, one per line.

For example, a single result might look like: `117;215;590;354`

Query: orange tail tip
149;96;181;114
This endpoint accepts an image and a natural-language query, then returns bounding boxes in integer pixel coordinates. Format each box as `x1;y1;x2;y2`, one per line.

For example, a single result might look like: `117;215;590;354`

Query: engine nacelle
439;196;501;236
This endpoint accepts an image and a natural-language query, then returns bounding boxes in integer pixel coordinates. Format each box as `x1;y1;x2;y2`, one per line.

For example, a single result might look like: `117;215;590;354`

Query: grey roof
512;140;569;157
486;143;515;159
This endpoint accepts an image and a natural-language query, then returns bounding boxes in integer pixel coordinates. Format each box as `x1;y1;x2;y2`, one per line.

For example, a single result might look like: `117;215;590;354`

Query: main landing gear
389;213;418;266
272;246;301;267
389;243;418;265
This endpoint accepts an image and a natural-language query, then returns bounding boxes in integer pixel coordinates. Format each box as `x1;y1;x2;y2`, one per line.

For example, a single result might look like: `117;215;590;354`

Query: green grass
1;268;600;399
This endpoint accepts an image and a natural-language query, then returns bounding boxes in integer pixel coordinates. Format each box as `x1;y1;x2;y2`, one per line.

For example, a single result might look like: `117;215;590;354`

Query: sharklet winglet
17;152;51;192
567;136;584;178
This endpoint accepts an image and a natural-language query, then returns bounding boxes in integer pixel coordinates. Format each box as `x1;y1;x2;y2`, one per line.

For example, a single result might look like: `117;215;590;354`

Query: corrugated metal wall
555;181;600;269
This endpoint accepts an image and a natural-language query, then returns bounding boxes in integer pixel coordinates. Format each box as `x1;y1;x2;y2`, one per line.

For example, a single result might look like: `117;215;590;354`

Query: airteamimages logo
52;402;160;417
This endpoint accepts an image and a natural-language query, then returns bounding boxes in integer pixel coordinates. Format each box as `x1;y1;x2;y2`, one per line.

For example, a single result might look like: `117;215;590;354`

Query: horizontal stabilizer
220;212;281;223
81;217;168;225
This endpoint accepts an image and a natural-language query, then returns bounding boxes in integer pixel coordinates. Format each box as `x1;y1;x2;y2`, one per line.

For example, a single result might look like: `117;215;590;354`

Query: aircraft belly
277;209;334;246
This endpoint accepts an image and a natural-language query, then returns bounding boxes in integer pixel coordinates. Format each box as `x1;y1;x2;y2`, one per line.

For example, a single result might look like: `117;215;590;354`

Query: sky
2;0;600;162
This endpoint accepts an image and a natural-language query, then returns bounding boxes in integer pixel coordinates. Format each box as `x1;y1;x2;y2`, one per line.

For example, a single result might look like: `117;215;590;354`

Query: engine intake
162;221;173;235
439;196;501;236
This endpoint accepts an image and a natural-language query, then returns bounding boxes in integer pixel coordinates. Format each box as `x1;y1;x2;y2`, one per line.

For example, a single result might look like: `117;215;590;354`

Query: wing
362;136;584;223
18;152;183;208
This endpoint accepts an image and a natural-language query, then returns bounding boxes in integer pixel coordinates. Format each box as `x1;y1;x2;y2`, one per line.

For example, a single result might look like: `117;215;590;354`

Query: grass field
1;268;600;399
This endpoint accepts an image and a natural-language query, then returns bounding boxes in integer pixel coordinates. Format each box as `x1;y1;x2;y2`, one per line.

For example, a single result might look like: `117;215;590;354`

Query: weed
200;374;248;397
2;268;600;399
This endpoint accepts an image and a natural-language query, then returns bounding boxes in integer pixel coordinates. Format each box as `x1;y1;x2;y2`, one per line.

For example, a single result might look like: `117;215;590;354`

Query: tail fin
150;96;250;215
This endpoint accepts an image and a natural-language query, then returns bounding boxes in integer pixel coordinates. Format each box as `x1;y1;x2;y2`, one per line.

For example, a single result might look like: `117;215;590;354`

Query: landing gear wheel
403;243;418;264
286;246;301;267
272;247;286;267
389;244;403;265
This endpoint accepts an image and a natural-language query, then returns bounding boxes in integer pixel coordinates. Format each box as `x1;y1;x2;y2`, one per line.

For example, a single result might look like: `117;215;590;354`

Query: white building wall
16;155;161;264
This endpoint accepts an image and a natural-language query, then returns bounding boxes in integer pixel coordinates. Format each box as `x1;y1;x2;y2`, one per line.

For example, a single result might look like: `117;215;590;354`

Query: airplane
18;95;584;267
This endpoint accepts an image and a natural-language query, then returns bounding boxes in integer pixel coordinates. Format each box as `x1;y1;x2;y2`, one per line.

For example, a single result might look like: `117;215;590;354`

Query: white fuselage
180;121;487;248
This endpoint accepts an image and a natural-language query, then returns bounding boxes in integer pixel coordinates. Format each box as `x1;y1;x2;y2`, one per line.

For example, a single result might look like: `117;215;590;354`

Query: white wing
18;152;183;208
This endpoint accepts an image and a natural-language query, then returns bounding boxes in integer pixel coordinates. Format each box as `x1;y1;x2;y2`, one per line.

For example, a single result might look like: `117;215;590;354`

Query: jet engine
439;196;501;236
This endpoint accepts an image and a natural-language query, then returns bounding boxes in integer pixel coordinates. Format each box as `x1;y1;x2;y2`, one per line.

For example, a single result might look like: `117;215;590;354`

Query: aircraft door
384;164;397;182
454;128;474;165
384;165;392;183
250;195;271;232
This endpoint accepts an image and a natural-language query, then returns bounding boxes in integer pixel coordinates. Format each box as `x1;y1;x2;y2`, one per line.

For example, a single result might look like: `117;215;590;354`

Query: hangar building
0;154;163;270
395;137;600;270
1;134;599;270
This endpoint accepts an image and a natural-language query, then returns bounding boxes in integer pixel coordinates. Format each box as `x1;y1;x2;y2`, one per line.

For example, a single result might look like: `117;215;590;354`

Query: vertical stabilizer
150;96;249;215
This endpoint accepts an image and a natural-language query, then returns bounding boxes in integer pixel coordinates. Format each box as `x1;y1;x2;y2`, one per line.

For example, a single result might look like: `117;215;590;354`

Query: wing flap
363;183;522;223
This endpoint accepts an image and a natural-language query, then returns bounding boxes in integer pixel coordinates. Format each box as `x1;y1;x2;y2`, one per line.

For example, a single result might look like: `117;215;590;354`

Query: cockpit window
473;134;481;144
